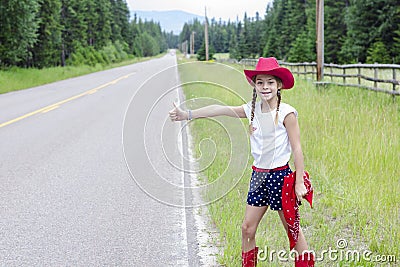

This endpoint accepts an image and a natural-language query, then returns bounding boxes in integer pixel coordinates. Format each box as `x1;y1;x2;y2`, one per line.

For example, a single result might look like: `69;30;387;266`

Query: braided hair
274;89;281;125
249;87;257;135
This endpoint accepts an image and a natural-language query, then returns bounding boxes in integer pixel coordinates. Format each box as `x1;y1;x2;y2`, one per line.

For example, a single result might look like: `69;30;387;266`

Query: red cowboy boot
242;246;259;267
295;252;314;267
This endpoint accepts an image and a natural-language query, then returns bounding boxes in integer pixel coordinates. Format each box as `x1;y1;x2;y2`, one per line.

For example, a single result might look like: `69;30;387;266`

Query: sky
126;0;272;21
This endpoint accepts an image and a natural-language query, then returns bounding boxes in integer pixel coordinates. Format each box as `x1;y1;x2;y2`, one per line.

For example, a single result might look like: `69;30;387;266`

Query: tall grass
0;56;161;94
0;66;101;94
178;60;399;266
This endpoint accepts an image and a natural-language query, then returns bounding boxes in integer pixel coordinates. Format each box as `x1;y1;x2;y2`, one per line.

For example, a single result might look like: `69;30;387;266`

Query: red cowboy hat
244;57;294;89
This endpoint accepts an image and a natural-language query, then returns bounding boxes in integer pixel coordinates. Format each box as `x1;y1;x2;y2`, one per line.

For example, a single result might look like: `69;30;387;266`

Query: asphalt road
0;54;213;266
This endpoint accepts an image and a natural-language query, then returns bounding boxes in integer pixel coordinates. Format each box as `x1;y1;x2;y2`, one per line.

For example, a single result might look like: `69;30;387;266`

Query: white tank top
242;101;298;169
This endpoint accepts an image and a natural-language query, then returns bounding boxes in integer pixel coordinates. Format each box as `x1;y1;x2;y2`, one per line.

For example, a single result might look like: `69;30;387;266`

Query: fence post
314;64;317;81
358;64;361;85
343;68;346;84
393;68;397;99
304;64;307;79
374;63;378;88
330;64;333;82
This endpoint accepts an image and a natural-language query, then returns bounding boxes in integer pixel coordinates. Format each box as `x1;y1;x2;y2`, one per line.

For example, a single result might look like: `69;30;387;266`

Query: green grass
178;59;400;266
214;53;231;60
0;55;163;94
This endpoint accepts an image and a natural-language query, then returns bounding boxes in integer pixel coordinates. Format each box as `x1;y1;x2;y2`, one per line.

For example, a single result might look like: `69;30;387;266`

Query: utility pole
316;0;324;81
182;40;188;58
204;7;209;61
190;31;196;55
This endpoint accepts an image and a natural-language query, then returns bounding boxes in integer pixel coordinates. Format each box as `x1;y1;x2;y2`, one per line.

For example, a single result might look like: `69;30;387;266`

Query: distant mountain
130;10;205;35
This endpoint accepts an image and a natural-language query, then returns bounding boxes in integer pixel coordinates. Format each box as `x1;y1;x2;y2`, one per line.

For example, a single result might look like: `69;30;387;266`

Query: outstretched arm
169;103;246;121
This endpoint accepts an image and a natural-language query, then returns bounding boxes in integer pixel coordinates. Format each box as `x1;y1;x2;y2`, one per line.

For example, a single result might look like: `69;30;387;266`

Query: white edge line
174;56;220;266
174;57;190;267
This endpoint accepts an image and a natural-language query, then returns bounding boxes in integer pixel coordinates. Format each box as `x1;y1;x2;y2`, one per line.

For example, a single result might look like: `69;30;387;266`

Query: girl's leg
277;211;308;253
242;205;268;252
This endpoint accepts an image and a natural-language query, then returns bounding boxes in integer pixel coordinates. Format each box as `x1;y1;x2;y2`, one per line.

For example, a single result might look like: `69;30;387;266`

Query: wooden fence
237;59;400;96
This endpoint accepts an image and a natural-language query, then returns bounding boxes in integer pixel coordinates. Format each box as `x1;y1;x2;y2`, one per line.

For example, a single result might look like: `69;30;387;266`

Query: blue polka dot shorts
246;167;292;210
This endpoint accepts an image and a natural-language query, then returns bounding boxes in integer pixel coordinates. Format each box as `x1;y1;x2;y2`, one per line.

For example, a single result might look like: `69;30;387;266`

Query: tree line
1;0;399;68
0;0;175;68
180;0;400;64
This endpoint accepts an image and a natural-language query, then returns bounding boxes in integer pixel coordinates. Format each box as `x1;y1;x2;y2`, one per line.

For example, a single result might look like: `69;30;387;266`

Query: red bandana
282;171;313;250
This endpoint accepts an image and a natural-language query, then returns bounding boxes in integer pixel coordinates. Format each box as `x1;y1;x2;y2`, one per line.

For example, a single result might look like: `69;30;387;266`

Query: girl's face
254;74;281;102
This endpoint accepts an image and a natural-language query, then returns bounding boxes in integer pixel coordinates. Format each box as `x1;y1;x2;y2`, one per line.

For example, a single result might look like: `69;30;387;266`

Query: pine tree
109;0;130;46
60;0;88;63
253;12;265;57
192;18;205;53
376;0;400;63
229;31;239;59
288;31;315;62
263;0;286;59
210;19;228;53
129;14;142;56
393;29;400;64
196;42;215;61
324;0;347;63
237;19;251;60
366;39;391;64
30;0;62;68
86;0;112;49
139;32;160;57
340;0;399;63
0;0;40;67
179;23;191;46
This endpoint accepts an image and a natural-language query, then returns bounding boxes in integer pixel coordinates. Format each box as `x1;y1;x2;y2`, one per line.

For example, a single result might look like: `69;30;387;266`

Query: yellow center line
0;72;135;128
87;89;98;95
41;105;60;113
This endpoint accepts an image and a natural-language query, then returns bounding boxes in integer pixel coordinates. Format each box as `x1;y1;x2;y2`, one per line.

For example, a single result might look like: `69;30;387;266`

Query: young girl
169;57;314;267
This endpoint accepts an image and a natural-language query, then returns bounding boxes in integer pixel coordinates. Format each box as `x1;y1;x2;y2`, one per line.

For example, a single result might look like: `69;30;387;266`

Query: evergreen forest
1;0;399;69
